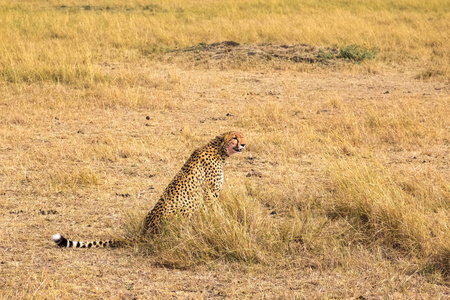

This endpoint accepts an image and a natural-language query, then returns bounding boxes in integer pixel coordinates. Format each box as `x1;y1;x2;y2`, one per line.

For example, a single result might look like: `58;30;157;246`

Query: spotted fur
52;131;245;248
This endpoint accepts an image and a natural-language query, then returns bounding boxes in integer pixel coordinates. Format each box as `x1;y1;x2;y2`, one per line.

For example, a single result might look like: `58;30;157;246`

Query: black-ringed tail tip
52;233;115;248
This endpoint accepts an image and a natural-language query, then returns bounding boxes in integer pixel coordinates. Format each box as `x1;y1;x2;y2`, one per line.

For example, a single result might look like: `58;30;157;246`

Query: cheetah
52;131;246;248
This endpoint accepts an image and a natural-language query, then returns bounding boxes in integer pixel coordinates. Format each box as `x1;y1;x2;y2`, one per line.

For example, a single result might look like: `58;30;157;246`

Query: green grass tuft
337;44;377;62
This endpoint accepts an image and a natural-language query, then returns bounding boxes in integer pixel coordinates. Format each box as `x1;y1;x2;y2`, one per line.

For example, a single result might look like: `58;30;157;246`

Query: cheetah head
223;131;246;156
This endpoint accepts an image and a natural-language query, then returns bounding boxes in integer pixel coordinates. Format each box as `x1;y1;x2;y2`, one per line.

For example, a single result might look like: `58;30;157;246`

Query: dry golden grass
1;0;449;298
1;0;449;84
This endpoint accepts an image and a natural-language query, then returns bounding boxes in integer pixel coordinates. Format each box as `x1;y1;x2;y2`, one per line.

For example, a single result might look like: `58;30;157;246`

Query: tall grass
125;180;319;267
326;158;449;259
124;155;449;273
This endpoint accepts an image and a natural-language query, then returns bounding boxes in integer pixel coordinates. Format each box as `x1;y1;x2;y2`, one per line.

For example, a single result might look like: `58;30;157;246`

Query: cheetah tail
52;233;116;248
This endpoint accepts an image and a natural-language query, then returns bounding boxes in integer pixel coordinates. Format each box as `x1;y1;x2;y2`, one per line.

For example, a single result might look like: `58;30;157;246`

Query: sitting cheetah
52;131;246;248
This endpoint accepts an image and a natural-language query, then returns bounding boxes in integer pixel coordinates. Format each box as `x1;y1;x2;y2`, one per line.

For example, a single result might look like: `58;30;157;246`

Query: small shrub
415;68;444;80
317;48;337;62
337;44;377;62
49;168;101;191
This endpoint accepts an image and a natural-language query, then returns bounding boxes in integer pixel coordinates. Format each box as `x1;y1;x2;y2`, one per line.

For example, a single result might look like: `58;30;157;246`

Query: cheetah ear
222;132;235;143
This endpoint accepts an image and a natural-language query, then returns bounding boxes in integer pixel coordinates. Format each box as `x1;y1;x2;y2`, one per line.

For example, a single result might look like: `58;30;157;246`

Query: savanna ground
0;0;449;298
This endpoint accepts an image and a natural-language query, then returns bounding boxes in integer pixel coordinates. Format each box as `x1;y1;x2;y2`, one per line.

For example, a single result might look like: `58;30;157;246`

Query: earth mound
169;41;343;65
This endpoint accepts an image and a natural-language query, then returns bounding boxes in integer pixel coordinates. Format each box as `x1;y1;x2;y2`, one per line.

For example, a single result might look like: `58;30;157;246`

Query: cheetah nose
241;144;246;148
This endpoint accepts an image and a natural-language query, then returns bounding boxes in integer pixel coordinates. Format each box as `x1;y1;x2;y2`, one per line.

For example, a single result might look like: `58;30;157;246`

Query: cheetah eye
233;137;238;141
